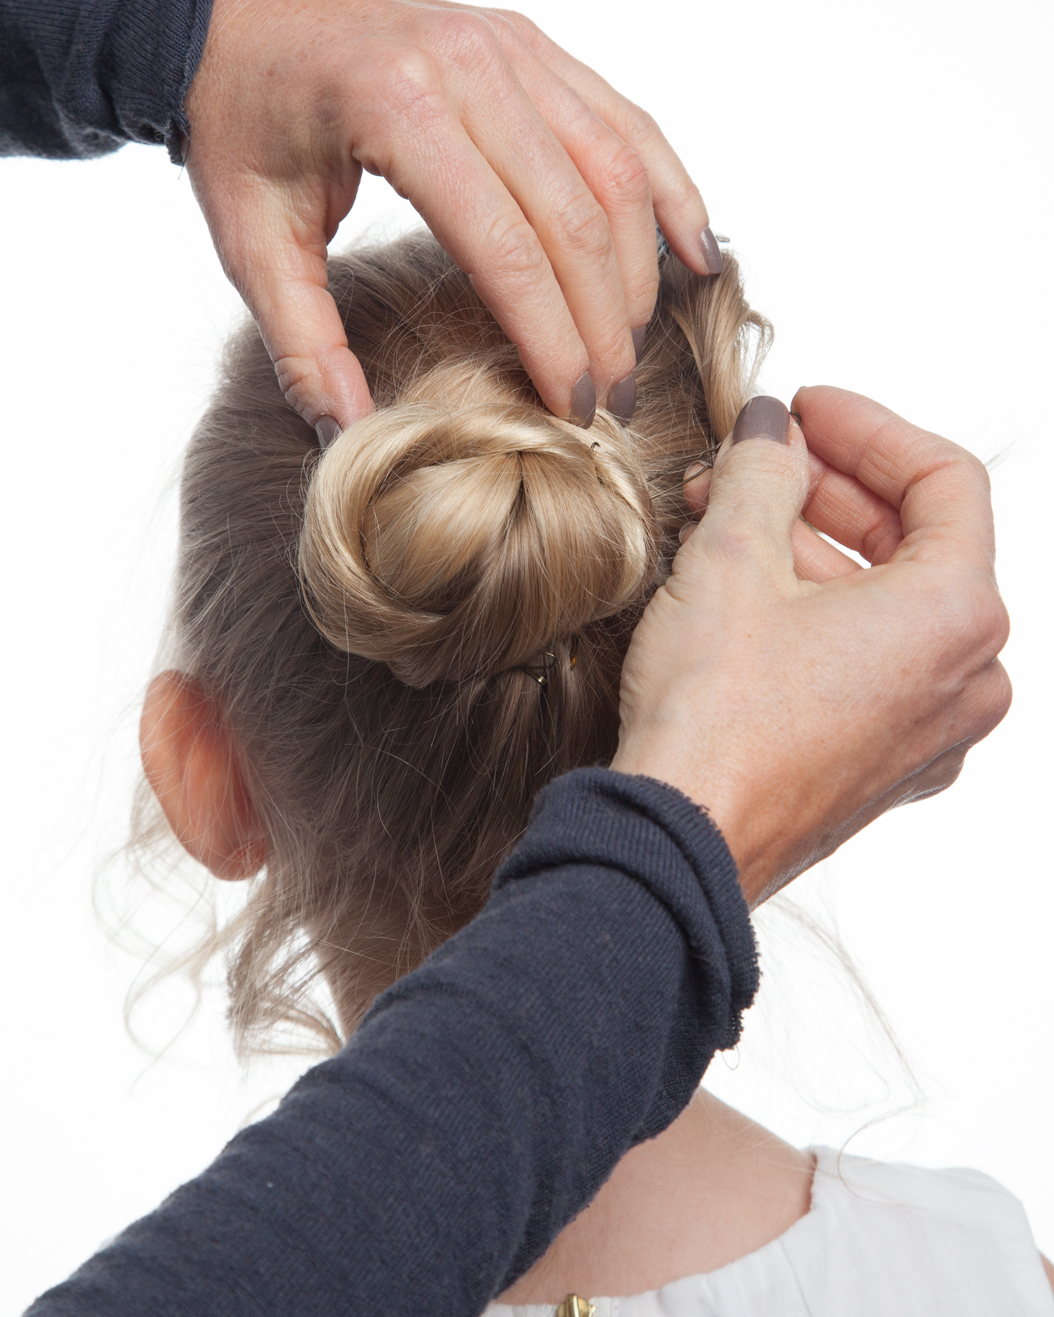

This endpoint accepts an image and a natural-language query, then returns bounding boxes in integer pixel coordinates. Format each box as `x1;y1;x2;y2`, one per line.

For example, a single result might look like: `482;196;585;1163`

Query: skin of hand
182;0;718;437
611;386;1013;909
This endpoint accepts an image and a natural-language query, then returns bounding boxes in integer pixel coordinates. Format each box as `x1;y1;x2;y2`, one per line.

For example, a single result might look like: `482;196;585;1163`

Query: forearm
0;0;212;159
25;770;756;1316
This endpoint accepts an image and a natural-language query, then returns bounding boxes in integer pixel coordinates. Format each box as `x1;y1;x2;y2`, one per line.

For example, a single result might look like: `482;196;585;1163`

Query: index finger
791;385;996;574
493;11;717;276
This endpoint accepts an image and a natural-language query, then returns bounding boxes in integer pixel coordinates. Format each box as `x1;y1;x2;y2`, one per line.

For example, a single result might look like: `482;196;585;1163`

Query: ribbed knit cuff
0;0;214;160
495;767;759;1050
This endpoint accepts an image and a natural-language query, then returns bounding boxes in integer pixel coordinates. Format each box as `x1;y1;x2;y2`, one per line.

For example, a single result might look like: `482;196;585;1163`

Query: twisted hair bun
299;366;659;687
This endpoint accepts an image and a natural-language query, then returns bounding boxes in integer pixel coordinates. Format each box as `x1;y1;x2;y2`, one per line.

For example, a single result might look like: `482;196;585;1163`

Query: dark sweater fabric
25;769;757;1316
0;0;212;160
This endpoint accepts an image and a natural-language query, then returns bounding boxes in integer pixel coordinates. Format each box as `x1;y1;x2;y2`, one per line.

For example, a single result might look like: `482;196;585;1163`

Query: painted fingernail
570;372;597;429
632;326;646;363
700;226;724;275
316;416;341;449
732;396;791;445
683;461;706;484
607;372;637;423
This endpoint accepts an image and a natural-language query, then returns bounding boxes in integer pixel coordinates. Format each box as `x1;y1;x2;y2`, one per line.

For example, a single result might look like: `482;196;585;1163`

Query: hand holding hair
182;0;717;438
25;229;1027;1313
612;387;1012;908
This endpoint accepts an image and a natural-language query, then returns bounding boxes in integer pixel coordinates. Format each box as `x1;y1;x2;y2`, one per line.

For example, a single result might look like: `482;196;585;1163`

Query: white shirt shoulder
487;1147;1054;1317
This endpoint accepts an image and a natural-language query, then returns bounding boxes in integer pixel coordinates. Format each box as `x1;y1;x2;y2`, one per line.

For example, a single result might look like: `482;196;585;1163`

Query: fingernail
632;326;646;363
678;520;698;544
683;461;706;484
789;411;802;427
315;416;341;449
607;372;637;423
699;226;724;275
570;373;597;428
732;396;791;445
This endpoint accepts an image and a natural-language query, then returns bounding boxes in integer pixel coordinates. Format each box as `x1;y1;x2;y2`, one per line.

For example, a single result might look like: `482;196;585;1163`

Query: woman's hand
182;0;717;438
612;387;1012;908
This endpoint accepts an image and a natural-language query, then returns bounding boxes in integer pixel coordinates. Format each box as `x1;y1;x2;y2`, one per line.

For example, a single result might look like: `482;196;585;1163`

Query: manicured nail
732;396;791;445
632;326;646;363
683;461;706;484
570;372;597;428
315;416;341;449
607;372;637;423
700;226;724;275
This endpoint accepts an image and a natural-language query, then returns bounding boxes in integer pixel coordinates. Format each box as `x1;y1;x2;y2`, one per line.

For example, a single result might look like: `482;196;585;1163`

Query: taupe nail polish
607;372;637;423
315;416;341;449
570;373;597;429
731;396;791;445
632;326;646;363
699;225;724;275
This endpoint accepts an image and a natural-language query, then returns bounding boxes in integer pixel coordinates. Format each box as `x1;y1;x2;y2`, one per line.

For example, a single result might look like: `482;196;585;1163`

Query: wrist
609;739;800;910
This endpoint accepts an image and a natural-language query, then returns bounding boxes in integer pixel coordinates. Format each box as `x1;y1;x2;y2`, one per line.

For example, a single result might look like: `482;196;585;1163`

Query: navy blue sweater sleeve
0;0;212;160
24;769;758;1317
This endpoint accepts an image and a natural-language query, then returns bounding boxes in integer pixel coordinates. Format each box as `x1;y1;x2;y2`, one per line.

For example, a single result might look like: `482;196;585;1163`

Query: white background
2;0;1052;1307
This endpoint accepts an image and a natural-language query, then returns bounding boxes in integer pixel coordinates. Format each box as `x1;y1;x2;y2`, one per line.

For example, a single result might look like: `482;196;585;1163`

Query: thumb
243;238;374;435
209;184;375;435
687;397;809;582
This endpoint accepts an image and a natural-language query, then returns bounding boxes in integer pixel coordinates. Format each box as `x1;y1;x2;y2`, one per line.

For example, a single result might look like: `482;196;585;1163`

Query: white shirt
485;1147;1053;1317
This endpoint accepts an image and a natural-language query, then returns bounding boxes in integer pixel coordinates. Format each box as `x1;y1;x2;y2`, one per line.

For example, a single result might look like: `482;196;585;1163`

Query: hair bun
299;388;658;688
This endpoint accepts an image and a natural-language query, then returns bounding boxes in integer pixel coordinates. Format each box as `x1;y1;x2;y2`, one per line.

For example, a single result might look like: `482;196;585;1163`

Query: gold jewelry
555;1296;595;1317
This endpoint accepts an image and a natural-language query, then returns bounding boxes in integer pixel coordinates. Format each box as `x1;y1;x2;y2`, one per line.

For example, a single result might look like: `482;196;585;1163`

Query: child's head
140;230;769;1051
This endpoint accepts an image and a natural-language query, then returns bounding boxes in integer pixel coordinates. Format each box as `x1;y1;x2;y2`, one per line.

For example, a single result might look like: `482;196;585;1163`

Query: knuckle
930;756;966;797
956;581;1010;657
491;8;538;39
991;662;1014;723
378;49;444;125
663;171;705;216
617;99;661;147
432;9;499;62
485;216;549;282
272;354;319;416
702;520;756;566
962;448;992;491
625;266;660;321
554;190;612;263
981;591;1011;653
599;141;652;214
963;660;1013;745
860;521;902;565
924;573;1009;670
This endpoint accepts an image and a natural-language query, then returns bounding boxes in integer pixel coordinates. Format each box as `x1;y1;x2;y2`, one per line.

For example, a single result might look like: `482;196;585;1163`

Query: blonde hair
160;230;770;1053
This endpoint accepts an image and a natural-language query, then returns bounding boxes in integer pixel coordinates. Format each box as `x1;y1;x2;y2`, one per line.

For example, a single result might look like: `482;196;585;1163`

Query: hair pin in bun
516;643;577;687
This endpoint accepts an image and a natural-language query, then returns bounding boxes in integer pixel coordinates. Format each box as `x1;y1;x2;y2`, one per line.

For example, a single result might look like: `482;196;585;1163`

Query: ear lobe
140;671;269;880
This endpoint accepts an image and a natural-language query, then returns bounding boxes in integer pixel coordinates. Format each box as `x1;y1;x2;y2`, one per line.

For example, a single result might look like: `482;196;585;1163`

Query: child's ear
140;671;269;880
